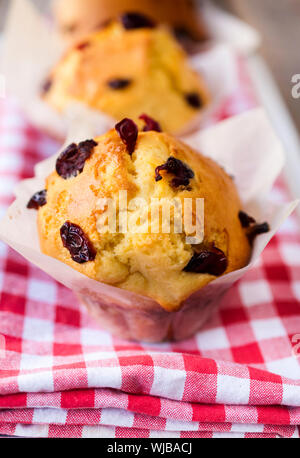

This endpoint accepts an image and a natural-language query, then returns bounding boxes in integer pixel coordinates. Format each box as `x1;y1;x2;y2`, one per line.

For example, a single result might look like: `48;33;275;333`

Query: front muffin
27;117;271;311
42;19;210;135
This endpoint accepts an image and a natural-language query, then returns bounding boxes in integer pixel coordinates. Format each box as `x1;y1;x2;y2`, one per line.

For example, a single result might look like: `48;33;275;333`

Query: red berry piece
139;114;162;132
115;118;138;155
238;211;270;244
76;41;90;50
120;12;155;30
185;92;203;109
108;78;132;90
247;222;270;245
239;211;256;228
41;77;52;94
27;190;47;210
56;139;98;179
60;222;96;264
155;156;194;188
173;26;195;42
184;247;228;276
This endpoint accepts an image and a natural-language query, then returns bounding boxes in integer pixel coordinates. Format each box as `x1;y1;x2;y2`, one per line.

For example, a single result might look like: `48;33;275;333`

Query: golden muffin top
42;18;210;134
26;117;271;310
53;0;208;45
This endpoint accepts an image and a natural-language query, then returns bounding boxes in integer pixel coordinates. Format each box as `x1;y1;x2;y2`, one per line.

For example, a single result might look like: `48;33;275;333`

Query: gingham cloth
0;59;300;438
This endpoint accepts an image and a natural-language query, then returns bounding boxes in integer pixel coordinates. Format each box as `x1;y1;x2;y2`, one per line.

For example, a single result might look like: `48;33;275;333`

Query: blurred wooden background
215;0;300;134
0;0;300;133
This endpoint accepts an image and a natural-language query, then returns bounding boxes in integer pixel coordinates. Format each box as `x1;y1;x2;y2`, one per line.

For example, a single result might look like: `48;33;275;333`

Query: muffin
27;117;271;313
42;19;210;135
52;0;208;46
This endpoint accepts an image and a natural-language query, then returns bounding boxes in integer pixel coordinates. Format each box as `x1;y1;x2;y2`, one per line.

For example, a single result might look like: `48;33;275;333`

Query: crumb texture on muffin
37;126;251;310
43;20;209;134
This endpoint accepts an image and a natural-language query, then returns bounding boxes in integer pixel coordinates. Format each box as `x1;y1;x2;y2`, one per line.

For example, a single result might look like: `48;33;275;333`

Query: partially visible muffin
31;117;261;311
53;0;208;46
42;19;210;135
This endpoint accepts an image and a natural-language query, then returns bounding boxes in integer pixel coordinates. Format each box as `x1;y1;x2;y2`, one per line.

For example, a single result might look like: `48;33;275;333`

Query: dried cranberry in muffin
238;211;270;244
173;26;195;42
60;222;96;264
41;77;52;95
56;140;98;179
107;78;132;90
184;247;228;276
76;41;90;50
185;92;203;109
27;190;47;210
155;156;194;188
247;222;270;245
238;211;256;228
139;114;162;132
115;118;138;155
120;12;155;30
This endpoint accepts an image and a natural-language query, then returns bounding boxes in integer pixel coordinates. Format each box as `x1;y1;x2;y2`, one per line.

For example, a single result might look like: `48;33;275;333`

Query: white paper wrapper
0;108;298;342
0;0;250;141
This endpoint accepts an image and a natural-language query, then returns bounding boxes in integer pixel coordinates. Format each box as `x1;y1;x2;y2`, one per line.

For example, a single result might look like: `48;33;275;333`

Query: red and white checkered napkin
0;60;300;438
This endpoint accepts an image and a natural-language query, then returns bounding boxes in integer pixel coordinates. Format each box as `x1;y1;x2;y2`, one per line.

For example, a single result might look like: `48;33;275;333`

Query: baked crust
53;0;208;44
38;128;251;311
43;21;210;135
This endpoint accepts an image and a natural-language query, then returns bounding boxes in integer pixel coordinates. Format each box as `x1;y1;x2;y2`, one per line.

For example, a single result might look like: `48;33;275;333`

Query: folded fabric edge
0;405;299;428
0;407;297;436
1;355;300;406
0;422;297;439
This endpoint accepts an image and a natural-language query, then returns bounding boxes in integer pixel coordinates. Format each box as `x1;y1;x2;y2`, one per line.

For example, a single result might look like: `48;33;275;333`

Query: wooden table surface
214;0;300;134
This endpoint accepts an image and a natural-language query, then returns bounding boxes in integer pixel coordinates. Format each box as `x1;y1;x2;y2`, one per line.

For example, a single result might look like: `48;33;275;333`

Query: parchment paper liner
1;0;252;141
0;108;298;342
202;1;261;55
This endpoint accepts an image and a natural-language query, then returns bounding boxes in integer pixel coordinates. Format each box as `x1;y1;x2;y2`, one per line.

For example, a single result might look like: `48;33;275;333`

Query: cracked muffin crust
42;19;210;134
35;122;253;311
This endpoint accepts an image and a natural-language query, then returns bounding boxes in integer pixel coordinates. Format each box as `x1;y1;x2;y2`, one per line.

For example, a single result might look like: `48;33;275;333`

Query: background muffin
34;118;254;310
42;20;210;135
52;0;208;46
